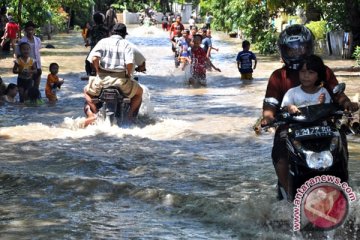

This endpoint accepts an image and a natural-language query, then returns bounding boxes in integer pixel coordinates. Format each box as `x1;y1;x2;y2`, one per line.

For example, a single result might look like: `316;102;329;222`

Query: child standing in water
178;29;191;70
45;63;64;103
281;54;331;113
188;34;221;86
13;42;36;102
236;40;257;80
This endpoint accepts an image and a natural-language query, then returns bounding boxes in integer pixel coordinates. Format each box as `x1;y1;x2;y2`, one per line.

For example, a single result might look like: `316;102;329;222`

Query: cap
112;23;128;35
24;21;37;29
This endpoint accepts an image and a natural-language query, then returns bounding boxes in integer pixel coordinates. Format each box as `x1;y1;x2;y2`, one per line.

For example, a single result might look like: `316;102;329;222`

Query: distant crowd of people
168;14;258;86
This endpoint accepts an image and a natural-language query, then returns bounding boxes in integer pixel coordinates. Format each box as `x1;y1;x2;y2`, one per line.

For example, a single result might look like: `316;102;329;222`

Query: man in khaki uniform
84;23;143;126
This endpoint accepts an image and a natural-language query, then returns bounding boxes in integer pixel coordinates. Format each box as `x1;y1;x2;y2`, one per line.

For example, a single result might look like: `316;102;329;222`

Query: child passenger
281;54;331;114
236;40;257;80
13;42;36;102
45;63;64;103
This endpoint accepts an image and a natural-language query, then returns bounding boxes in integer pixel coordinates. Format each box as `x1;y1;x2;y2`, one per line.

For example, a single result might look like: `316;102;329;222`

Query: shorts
241;73;253;80
17;77;33;90
179;56;189;63
85;72;139;98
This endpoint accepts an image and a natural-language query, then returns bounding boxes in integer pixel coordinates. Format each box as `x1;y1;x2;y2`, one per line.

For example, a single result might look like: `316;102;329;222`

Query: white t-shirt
189;18;195;26
281;85;331;108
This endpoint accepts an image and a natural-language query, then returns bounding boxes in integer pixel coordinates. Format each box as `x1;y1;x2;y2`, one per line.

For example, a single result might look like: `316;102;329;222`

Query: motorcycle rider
261;24;359;197
85;12;109;76
83;23;143;127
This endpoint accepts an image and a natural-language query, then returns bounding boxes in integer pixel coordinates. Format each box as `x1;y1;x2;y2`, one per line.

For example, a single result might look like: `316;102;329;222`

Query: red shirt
5;22;19;39
191;46;207;75
263;66;340;111
169;22;184;39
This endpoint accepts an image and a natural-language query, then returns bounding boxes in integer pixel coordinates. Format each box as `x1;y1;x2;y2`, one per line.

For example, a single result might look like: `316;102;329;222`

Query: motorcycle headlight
305;151;333;169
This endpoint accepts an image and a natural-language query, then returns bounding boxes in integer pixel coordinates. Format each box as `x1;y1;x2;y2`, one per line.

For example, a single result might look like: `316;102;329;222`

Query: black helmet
278;24;314;70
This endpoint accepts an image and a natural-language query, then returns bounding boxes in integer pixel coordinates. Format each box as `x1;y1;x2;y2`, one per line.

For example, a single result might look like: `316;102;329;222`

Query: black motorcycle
261;84;352;201
272;102;350;201
263;86;357;231
92;87;131;126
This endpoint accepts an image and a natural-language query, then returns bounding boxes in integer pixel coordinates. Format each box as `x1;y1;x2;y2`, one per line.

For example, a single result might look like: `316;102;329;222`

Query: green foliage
51;8;69;32
352;46;360;66
5;0;93;31
201;0;277;54
255;28;279;54
305;21;327;40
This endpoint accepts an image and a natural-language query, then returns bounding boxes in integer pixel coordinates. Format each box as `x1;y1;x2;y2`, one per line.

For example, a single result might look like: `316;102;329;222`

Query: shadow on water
1;130;360;239
0;130;275;239
1;29;360;239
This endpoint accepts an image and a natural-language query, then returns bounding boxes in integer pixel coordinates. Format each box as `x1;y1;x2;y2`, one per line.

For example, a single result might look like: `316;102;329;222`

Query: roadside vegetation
2;0;360;55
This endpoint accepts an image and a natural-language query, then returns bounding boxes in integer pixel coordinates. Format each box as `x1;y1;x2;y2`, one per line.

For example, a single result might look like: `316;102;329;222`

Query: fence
322;31;352;58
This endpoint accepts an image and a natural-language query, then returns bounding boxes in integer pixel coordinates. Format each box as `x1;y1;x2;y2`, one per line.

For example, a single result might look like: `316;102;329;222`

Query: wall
172;3;192;23
123;10;139;24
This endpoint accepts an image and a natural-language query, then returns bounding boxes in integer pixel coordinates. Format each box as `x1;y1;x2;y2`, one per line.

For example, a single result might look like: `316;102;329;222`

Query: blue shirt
236;50;256;73
179;38;190;57
201;37;212;54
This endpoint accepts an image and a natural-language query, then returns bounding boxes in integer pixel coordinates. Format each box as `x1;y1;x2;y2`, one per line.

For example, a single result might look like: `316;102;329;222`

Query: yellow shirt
16;57;35;79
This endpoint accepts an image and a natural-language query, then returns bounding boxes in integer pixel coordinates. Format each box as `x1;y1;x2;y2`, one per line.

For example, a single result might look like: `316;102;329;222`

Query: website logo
293;175;356;231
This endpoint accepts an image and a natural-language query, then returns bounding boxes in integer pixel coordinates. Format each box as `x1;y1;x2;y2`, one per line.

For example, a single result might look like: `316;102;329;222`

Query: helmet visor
281;41;311;60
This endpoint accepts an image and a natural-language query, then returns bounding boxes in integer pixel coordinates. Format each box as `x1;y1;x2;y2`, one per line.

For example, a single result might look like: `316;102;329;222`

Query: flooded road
0;26;359;239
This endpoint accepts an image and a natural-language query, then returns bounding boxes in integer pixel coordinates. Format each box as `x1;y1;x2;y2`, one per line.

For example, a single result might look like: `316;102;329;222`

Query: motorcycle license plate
103;93;116;100
294;126;332;138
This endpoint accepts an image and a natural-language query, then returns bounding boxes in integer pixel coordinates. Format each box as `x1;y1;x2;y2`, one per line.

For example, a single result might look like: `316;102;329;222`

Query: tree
4;0;93;32
267;0;360;53
344;0;360;53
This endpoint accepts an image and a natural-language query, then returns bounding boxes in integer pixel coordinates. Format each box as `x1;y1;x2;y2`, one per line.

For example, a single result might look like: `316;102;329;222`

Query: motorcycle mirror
333;83;346;95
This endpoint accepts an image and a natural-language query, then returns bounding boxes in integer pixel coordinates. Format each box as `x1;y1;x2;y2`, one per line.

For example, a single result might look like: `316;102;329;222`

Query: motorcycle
92;87;131;127
262;83;355;230
89;67;146;127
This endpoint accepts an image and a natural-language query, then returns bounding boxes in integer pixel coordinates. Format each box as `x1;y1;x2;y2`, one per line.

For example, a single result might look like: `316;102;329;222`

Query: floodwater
0;26;359;239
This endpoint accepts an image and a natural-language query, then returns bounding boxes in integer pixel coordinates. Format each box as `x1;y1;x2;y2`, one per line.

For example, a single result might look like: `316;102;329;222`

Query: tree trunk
67;8;71;33
18;0;23;38
158;0;170;12
345;0;360;55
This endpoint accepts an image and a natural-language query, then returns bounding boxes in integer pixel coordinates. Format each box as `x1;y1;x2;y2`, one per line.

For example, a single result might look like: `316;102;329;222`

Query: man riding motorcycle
83;23;144;127
261;24;359;197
